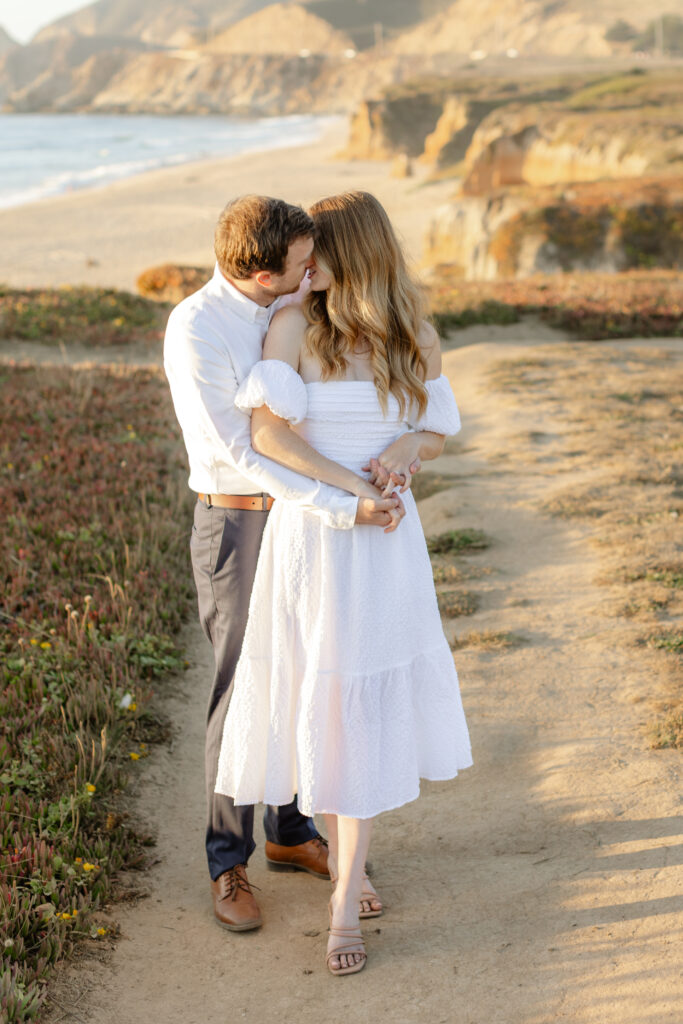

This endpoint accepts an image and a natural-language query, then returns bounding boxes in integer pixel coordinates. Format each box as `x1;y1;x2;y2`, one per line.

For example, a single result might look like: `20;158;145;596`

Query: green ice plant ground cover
0;364;194;1021
0;287;168;347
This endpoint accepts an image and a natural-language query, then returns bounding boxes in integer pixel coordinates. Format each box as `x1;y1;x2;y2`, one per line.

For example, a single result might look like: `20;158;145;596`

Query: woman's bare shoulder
269;303;307;328
264;303;307;367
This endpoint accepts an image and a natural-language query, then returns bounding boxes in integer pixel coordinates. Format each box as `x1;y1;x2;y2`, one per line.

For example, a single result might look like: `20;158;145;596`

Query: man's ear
255;270;272;287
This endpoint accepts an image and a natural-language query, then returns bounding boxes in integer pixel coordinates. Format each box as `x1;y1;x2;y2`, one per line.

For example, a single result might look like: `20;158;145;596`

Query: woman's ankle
330;888;360;928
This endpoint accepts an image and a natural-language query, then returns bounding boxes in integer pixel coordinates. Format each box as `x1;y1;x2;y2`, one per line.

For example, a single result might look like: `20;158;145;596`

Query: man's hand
355;494;406;533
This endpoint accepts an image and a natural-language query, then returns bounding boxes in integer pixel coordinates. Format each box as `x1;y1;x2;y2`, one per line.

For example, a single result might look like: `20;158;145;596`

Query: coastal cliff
340;67;683;277
424;179;683;278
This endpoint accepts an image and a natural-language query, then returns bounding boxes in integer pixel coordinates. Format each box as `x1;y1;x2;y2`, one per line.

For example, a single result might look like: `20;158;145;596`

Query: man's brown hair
214;195;314;279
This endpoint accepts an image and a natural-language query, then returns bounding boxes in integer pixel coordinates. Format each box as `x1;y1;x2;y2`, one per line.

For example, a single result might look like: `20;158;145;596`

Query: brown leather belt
198;492;274;511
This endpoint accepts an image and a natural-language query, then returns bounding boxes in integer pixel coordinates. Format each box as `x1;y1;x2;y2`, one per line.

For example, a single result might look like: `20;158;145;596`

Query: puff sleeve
407;375;461;435
235;359;307;425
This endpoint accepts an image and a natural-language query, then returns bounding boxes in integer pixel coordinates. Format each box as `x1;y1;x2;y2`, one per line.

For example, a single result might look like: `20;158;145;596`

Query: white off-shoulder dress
215;361;473;819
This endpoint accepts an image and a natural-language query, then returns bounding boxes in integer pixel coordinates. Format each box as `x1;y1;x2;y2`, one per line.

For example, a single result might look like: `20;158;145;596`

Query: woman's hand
353;477;405;533
362;434;422;496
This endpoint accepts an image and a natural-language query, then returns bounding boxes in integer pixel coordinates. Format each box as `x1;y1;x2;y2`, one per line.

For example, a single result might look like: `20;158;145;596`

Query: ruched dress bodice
297;382;409;475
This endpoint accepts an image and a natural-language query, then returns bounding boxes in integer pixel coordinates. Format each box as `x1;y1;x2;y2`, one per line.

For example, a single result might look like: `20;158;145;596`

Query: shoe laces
313;834;329;850
219;866;260;902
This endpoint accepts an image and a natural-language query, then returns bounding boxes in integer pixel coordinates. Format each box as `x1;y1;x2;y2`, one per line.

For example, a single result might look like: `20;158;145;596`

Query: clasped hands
354;434;422;534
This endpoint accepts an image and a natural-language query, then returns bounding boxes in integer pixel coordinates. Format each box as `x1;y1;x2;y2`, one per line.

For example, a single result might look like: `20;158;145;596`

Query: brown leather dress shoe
211;865;262;931
264;835;330;879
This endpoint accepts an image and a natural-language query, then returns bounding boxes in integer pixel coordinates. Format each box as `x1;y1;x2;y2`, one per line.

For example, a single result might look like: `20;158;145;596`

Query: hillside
204;3;355;55
4;0;682;114
0;25;16;54
390;0;680;57
31;0;448;49
32;0;273;47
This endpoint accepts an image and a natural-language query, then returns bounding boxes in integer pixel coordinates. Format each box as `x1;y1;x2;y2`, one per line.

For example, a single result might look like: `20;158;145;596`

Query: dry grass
432;563;491;584
450;630;526;651
437;590;479;618
648;710;683;749
486;341;683;745
427;528;491;555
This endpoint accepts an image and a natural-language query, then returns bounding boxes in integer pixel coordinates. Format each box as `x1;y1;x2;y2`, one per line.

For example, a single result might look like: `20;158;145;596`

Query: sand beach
0;120;455;291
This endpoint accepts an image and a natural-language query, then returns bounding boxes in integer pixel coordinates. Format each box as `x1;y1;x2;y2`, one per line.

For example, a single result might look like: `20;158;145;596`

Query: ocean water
0;113;331;210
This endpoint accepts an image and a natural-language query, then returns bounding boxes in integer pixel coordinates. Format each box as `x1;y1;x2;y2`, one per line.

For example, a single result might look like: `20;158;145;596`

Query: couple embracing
164;191;472;976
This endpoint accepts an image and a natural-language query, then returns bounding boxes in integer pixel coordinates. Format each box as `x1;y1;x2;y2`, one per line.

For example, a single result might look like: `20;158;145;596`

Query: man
164;195;402;932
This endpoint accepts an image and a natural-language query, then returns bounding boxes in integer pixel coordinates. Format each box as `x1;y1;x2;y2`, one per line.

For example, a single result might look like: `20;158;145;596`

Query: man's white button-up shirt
164;264;358;530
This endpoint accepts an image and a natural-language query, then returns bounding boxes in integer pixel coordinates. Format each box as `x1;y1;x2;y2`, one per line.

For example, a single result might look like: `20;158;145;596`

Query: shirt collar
210;263;272;325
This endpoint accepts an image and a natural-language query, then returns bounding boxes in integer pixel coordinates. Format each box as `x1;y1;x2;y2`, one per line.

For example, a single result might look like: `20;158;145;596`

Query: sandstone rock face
11;50;140;113
420;97;506;168
89;51;343;115
341;88;450;160
424;192;531;278
424;179;683;279
462;107;683;193
204;3;355;55
0;32;152;111
390;153;412;178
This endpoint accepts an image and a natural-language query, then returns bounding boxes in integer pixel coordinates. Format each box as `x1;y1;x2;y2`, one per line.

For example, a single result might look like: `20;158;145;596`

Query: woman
215;191;472;975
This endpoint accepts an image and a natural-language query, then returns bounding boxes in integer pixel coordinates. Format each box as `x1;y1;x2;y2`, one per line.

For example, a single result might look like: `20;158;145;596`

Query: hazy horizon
0;0;88;44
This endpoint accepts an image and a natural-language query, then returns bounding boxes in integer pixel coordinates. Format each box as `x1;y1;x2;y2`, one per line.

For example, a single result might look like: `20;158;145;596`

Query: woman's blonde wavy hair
304;191;428;417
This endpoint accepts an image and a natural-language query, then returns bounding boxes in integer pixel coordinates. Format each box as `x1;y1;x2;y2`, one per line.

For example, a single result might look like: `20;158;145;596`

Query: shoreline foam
0;112;334;212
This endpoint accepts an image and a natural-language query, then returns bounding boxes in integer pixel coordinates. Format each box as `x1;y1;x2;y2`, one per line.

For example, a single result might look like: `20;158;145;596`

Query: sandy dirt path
36;332;682;1024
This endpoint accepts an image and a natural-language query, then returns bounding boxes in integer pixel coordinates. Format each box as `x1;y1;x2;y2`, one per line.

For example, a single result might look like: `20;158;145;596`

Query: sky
0;0;88;44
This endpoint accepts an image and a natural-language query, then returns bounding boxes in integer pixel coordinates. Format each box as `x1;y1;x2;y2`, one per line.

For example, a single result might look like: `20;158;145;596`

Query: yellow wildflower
60;912;72;920
82;862;97;872
97;927;107;936
6;463;13;470
85;783;96;793
129;702;137;712
74;857;82;864
72;909;79;915
40;641;52;649
30;638;38;646
129;752;140;761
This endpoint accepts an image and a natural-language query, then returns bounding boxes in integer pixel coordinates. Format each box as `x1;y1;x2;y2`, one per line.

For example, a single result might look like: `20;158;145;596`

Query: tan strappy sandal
326;903;367;977
329;870;383;919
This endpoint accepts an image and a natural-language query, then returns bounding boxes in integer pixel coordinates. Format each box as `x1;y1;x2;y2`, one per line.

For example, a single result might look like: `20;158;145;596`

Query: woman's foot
327;896;366;976
359;872;382;918
329;859;383;919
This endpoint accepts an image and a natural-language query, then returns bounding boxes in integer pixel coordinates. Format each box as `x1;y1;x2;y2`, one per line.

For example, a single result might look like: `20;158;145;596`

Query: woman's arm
364;321;446;494
251;307;381;501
